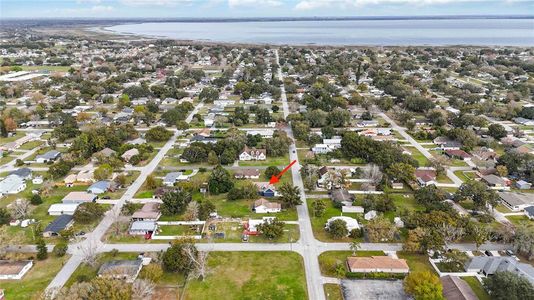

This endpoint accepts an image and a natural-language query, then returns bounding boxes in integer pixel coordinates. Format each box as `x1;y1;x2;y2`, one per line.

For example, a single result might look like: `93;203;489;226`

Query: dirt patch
154;286;181;300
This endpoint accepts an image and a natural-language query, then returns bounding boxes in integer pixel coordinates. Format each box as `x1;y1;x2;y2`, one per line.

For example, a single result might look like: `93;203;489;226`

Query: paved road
45;102;205;295
379;112;463;187
276;49;325;300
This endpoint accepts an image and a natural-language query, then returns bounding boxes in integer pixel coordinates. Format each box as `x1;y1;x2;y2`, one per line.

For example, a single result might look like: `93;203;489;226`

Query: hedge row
345;272;406;280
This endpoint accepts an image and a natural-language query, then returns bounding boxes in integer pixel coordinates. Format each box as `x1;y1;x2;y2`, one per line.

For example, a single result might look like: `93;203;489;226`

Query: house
255;182;277;197
316;166;329;188
96;147;116;158
482;174;508;190
8;168;32;180
190;135;217;144
364;210;377;220
153;186;176;199
513;117;534;126
87;181;112;194
244;217;275;235
330;189;355;206
98;259;143;283
239;146;266;161
128;221;157;237
132;203;161;221
325;216;360;234
346;256;409;274
127;138;146;146
121;148;139;162
357;120;379;127
0;175;26;195
391;182;404;190
524;206;534;220
464;256;534;284
76;170;95;183
0;260;33;280
440;275;478;300
472;149;497;162
64;174;77;186
62;191;97;204
43;214;74;237
445;149;471;161
35;150;61;163
48;203;79;216
234;168;261;179
415;169;437;186
498;192;534;211
433;137;462;150
253;198;281;213
516;180;532;190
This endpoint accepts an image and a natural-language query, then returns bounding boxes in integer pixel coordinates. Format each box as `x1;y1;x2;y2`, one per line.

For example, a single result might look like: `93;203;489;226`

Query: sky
1;0;533;19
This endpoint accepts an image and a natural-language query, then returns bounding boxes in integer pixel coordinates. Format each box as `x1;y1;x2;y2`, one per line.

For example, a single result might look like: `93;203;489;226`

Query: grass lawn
436;173;453;183
213;197;298;221
397;252;434;273
158;225;201;236
506;215;532;226
408;148;430;166
454;170;476;182
324;284;343;300
307;199;362;243
18;140;44;150
318;251;386;277
463;277;490;300
184;251;307;300
0;131;25;144
0;253;70;299
0;65;71;72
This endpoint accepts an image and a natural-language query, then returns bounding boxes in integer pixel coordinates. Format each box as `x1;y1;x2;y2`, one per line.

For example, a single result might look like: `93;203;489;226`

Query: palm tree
349;240;361;256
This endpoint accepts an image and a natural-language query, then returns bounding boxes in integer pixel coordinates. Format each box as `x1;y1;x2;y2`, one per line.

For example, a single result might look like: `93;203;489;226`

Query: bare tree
78;236;99;267
364;164;383;186
438;223;465;248
9;198;31;219
184;201;199;221
110;209;128;236
183;245;210;281
132;279;155;300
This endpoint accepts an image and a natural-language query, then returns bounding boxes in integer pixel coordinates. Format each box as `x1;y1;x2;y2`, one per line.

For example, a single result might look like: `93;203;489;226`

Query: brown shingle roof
346;256;409;272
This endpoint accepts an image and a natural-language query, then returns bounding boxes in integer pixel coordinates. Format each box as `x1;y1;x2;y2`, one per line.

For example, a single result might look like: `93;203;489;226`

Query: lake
105;18;534;46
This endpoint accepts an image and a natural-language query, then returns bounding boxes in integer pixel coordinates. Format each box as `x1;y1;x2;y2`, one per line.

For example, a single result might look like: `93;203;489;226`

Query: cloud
295;0;490;10
76;0;102;3
48;5;114;15
119;0;193;6
228;0;283;8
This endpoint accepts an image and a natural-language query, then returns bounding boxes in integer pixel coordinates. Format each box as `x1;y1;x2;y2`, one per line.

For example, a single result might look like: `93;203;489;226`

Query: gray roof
482;174;506;186
44;215;73;234
36;150;60;160
164;172;182;183
465;256;534;284
331;189;354;203
8;167;31;178
88;181;111;192
98;259;142;278
525;206;534;217
498;192;534;207
129;221;156;231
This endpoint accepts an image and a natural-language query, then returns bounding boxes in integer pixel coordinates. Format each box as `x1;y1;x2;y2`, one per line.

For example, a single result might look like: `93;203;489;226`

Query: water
105;18;534;46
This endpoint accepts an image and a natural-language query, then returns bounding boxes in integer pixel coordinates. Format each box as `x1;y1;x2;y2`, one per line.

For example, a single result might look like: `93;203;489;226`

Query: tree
404;271;444;300
488;123;507;140
265;166;281;180
454;181;498;212
256;218;285;240
312;199;326;217
145;174;160;190
385;162;416;183
255;107;272;124
30;194;43;205
74;202;105;224
199;87;219;103
326;219;348;239
36;238;48;260
0;207;11;225
10;199;31;219
469;223;491;250
184;201;199;221
484;271;534;300
496;165;508;177
146;126;173;141
208;165;234;194
161;190;192;215
140;263;163;282
349;241;360;255
132;279;155;300
403;227;426;253
94;163;113;180
53;242;68;257
198;200;215;220
364;164;383;186
207;151;219;165
513;223;534;260
365;216;397;242
414;185;446;209
162;240;197;273
278;183;302;208
56;277;132;300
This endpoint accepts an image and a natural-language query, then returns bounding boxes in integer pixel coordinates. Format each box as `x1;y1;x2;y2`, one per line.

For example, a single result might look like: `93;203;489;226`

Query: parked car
484;250;493;256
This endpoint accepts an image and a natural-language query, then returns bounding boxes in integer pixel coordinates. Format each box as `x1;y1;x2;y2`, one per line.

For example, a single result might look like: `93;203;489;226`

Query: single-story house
253;198;282;213
76;170;94;183
440;275;478;300
35;150;61;163
128;221;157;237
325;216;360;234
499;192;534;211
96;147;116;158
524;206;534;220
8;168;32;180
464;256;534;284
346;256;409;274
121;148;140;162
163;172;188;187
482;175;509;190
516;180;532;190
48;203;79;216
239;146;266;161
244;217;275;235
0;260;33;280
330;189;355;206
234;168;261;179
132;203;161;221
43;214;74;237
62;191;97;204
87;181;112;194
364;210;377;220
97;259;143;283
445;149;471;161
0;175;26;196
415;169;437;187
255;182;277;197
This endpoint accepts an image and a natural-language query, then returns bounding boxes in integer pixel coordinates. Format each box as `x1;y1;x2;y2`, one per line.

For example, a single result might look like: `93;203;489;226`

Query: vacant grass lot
0;253;70;299
184;251;307;300
397;252;434;273
324;283;343;300
318;251;386;277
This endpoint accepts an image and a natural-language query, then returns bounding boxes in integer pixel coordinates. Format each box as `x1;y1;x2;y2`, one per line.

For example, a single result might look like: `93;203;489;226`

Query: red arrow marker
269;160;297;185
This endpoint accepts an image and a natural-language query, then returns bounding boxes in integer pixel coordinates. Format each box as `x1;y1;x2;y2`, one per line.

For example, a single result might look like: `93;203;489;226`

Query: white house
48;203;79;216
0;175;26;196
325;216;360;234
239;146;266;161
253;198;282;213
